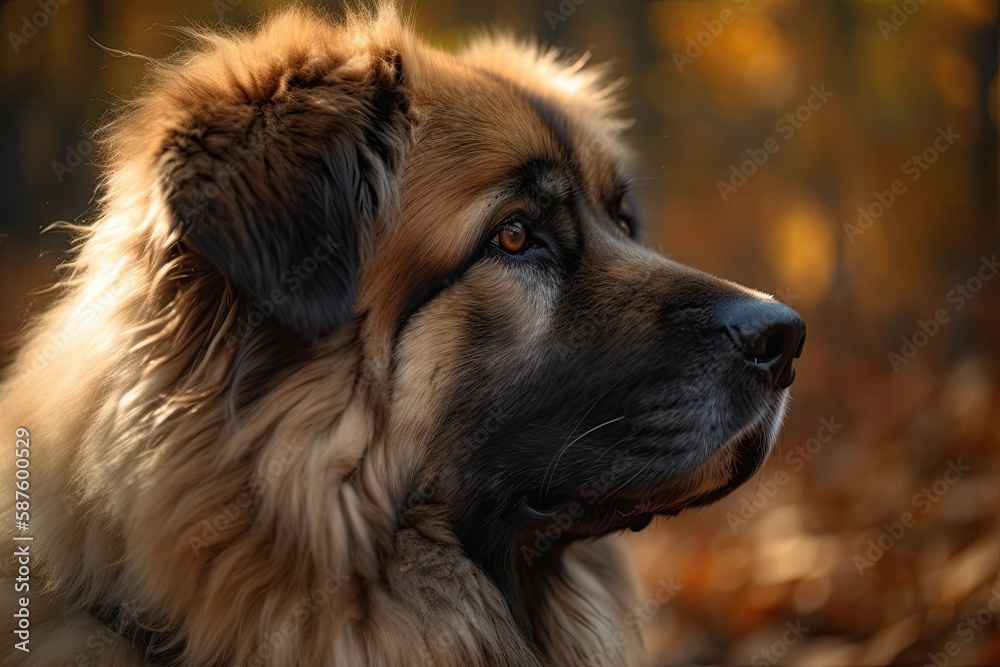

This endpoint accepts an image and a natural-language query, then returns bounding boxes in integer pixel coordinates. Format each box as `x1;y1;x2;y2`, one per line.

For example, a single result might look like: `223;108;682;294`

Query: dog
0;5;805;666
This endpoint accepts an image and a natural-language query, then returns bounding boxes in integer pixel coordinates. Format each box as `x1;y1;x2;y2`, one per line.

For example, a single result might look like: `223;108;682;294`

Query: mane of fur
0;6;642;666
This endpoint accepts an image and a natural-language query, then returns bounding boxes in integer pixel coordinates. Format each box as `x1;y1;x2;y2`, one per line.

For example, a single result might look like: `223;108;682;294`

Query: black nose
718;299;806;390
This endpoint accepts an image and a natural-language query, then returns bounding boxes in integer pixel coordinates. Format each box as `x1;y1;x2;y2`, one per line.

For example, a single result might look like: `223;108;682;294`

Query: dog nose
718;299;806;390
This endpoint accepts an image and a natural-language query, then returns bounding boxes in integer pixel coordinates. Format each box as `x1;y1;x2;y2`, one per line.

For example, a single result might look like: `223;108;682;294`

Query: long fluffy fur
0;5;643;666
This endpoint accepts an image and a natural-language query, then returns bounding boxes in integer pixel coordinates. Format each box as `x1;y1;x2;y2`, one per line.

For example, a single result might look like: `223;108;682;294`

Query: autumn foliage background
1;0;997;664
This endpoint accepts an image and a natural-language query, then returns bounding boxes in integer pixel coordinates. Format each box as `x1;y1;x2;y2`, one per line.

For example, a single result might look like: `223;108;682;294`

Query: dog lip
515;403;784;536
516;494;572;523
663;424;775;512
517;491;649;533
627;514;653;532
631;411;781;520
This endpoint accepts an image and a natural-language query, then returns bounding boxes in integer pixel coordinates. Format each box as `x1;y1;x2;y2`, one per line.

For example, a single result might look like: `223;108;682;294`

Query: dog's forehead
359;38;628;344
402;38;628;193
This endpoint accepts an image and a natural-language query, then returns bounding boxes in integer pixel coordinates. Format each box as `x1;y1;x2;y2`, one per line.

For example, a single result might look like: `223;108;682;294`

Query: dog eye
491;217;530;254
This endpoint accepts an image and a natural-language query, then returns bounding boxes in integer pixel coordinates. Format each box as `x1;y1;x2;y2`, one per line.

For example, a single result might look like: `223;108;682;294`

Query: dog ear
157;42;409;341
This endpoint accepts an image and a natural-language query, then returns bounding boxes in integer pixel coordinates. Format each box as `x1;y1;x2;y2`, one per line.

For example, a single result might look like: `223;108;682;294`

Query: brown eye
492;219;529;254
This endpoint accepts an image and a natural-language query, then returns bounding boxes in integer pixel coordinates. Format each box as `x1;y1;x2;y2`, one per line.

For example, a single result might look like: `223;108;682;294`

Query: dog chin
517;392;790;538
648;390;791;516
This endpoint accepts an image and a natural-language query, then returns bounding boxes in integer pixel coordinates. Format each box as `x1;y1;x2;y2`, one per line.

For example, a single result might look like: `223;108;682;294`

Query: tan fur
0;5;645;667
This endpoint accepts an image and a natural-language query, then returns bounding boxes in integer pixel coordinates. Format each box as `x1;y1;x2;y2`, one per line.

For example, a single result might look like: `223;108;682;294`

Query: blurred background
1;0;997;664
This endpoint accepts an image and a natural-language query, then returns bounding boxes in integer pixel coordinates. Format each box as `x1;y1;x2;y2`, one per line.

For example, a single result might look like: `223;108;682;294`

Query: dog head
141;2;804;607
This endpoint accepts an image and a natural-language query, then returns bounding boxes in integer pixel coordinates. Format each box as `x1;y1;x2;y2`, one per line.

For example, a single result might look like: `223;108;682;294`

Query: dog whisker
542;415;625;497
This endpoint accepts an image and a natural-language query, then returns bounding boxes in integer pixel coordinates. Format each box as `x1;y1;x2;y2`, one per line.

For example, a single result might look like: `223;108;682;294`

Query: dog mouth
517;493;656;533
515;405;783;538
